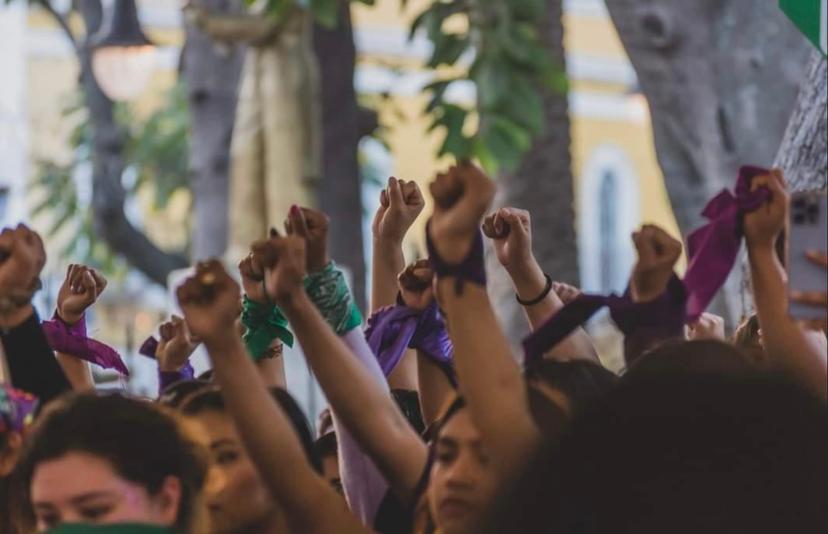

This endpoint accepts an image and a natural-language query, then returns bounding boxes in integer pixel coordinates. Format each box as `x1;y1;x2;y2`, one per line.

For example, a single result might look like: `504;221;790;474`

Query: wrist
508;259;546;299
57;308;84;326
159;360;186;373
373;236;403;252
276;287;310;313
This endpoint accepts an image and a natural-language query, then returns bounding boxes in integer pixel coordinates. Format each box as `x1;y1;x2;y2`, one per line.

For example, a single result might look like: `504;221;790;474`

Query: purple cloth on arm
0;384;38;434
523;275;687;369
426;221;487;294
41;314;129;376
683;165;772;321
138;335;196;393
365;300;456;385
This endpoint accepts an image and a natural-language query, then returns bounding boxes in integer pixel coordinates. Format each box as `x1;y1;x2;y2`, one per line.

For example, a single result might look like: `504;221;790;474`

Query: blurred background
0;0;822;422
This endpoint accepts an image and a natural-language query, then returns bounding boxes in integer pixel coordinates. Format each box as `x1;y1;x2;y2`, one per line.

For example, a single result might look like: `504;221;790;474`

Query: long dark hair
180;386;322;474
14;393;207;532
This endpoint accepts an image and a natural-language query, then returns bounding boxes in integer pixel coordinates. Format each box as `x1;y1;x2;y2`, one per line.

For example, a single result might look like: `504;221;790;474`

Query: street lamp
90;0;156;102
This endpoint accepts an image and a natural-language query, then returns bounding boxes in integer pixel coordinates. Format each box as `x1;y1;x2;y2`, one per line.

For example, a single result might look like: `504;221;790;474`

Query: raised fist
630;224;683;303
156;315;200;372
238;253;268;304
176;260;241;345
284;206;329;274
373;177;425;244
552;281;582;305
0;224;46;308
482;208;533;272
428;162;496;264
743;169;788;252
398;259;435;311
251;232;307;306
56;265;107;325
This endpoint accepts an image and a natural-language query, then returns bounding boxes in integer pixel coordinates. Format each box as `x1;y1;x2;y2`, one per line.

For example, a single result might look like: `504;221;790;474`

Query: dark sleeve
1;310;71;404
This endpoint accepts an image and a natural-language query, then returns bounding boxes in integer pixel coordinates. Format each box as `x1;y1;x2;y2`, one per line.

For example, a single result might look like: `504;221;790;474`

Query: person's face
189;411;278;534
321;453;344;497
427;409;498;534
30;451;181;531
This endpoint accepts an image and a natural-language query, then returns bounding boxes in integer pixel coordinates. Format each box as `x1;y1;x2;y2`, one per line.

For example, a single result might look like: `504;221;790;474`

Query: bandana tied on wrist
138;336;196;392
523;275;688;369
304;262;363;336
0;384;38;434
241;296;295;361
366;298;456;385
683;165;772;321
425;222;487;295
42;314;129;376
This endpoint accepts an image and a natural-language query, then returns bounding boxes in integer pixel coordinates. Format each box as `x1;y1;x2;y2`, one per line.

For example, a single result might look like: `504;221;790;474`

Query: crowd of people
1;163;826;534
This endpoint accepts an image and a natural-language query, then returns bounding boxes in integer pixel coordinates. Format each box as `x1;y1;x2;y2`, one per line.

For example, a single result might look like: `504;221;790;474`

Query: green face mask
44;525;176;534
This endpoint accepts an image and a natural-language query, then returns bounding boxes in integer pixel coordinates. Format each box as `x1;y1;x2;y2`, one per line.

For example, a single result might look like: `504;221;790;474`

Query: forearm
55;352;95;391
207;335;365;534
437;280;541;474
508;261;598;363
255;352;287;389
417;352;455;426
371;238;406;313
283;292;427;504
749;246;827;400
0;308;71;404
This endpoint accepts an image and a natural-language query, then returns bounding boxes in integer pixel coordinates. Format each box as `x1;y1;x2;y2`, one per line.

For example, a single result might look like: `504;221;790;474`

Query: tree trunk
77;0;188;286
774;52;827;191
312;1;366;311
487;0;578;343
604;0;811;323
604;0;811;233
181;0;245;261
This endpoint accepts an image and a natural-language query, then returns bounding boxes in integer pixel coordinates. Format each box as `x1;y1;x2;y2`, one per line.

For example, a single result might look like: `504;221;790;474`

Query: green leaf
310;0;338;28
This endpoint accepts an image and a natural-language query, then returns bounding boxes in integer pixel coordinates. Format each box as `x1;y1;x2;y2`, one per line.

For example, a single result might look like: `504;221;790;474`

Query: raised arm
52;265;111;391
428;165;543;480
273;208;428;507
178;260;368;534
483;208;599;363
744;170;827;401
372;178;425;392
0;225;70;403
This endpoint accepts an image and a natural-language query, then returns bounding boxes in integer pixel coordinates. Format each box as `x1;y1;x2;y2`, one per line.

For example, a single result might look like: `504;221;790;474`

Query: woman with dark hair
15;393;207;532
556;341;828;534
179;385;320;534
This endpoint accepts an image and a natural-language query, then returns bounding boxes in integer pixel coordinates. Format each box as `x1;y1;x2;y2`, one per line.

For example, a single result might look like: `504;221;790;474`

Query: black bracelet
516;274;553;306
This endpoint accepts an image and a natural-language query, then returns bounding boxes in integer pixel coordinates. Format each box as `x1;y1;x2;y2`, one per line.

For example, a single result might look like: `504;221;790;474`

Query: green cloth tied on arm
304;262;363;336
241;295;294;361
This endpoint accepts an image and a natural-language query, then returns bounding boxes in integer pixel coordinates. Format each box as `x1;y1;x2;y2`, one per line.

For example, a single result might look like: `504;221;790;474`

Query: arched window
598;170;619;293
579;145;640;294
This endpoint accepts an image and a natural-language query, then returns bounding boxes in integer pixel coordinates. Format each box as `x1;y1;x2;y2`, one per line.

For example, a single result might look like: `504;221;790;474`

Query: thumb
288;206;309;238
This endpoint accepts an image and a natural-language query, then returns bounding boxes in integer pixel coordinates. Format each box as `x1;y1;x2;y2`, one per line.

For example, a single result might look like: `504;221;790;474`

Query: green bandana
45;524;176;534
241;295;295;361
304;262;363;336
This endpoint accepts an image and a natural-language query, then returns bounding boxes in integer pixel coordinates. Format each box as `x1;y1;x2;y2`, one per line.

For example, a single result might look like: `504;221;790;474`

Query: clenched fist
630;224;683;303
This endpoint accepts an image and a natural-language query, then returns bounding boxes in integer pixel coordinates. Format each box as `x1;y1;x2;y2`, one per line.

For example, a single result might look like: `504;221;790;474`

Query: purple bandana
41;314;129;376
365;299;456;385
426;222;487;294
0;384;38;434
523;275;687;369
138;336;197;392
684;166;772;321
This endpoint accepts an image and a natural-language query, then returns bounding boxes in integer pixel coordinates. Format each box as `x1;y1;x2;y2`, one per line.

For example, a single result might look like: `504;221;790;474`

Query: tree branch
36;0;81;55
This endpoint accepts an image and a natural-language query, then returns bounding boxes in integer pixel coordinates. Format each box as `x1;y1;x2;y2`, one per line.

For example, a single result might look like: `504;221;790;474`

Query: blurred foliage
246;0;375;28
254;0;565;174
410;0;567;174
30;83;191;276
